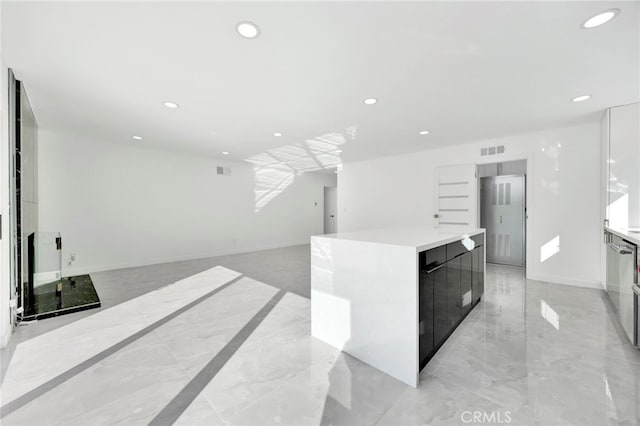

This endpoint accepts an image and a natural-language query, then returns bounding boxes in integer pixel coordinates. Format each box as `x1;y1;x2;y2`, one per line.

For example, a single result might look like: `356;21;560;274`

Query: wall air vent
480;145;506;156
217;166;231;176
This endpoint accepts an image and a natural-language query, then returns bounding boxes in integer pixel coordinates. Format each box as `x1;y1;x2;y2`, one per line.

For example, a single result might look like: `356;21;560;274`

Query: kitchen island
310;227;485;387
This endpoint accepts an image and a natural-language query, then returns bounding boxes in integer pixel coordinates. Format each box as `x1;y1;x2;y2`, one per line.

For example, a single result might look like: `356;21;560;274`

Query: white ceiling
3;1;639;172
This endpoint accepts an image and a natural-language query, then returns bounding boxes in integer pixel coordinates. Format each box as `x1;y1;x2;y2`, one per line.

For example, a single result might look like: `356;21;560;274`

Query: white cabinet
607;103;640;231
600;102;639;290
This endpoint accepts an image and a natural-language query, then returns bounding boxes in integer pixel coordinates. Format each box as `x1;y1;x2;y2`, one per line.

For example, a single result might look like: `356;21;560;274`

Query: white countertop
314;227;484;252
606;227;640;246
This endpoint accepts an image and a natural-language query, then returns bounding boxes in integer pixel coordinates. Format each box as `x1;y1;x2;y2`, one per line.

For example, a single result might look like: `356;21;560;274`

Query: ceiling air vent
480;145;506;156
217;166;231;176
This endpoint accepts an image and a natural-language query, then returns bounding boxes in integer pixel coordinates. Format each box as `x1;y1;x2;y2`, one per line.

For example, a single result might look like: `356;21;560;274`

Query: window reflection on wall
607;193;629;230
247;126;356;212
540;235;560;263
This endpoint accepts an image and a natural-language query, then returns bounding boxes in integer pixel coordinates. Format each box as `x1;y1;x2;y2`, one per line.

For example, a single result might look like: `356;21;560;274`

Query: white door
324;187;337;234
481;175;526;266
436;164;477;228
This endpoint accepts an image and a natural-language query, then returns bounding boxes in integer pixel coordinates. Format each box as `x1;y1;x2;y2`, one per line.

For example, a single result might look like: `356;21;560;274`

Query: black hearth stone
22;275;101;321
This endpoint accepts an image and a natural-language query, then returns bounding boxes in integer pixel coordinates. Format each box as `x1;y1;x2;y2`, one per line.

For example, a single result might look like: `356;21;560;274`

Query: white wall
608;103;640;231
600;110;609;290
38;130;336;276
338;122;602;288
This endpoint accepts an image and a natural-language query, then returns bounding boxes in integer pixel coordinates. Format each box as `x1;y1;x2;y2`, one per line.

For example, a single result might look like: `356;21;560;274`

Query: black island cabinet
418;233;485;370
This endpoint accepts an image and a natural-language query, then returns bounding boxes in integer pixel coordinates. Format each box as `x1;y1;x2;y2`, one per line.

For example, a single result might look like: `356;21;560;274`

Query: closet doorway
479;161;527;267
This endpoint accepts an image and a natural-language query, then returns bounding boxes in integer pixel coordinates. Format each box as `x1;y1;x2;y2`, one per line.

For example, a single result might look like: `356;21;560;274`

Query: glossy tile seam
150;289;287;426
0;275;245;418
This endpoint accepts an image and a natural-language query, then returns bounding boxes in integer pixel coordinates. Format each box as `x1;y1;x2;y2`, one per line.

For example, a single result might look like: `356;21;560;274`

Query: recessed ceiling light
237;21;260;39
419;130;430;135
273;132;283;137
336;150;343;154
582;9;620;29
571;95;591;102
222;151;229;155
363;98;377;105
163;101;179;109
132;135;143;141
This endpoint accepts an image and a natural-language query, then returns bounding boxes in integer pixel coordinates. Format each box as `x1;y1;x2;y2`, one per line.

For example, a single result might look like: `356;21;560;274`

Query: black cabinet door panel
472;233;485;248
419;271;435;369
433;266;448;348
425;246;447;271
472;248;480;304
460;252;473;314
446;256;461;329
479;245;485;298
446;241;466;261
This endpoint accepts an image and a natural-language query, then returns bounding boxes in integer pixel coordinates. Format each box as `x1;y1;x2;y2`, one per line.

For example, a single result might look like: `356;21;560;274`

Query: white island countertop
315;227;485;252
311;226;486;387
606;227;640;247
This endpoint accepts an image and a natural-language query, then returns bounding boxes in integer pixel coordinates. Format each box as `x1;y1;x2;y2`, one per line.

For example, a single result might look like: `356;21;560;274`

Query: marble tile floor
0;250;639;425
1;266;243;406
0;245;312;381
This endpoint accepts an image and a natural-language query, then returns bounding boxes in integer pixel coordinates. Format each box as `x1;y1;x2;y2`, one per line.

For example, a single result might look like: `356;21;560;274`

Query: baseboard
62;239;311;277
526;273;602;290
1;322;11;349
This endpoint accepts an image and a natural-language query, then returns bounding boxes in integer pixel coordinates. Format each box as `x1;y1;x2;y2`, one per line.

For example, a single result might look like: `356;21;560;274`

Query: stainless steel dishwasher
634;249;640;348
606;233;638;347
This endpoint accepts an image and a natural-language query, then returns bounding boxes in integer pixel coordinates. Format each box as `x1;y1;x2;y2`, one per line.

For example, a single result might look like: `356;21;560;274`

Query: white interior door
481;175;526;267
324;186;337;234
436;164;477;228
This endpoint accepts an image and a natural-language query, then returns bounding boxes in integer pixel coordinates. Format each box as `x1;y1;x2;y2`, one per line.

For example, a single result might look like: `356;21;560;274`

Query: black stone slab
22;275;101;321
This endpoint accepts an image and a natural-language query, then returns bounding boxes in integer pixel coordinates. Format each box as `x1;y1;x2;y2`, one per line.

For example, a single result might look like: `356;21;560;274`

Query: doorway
324;186;337;234
479;161;526;267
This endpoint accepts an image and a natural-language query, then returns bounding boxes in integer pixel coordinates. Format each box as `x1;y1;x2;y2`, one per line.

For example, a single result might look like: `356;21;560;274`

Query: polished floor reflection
382;265;640;425
1;254;639;425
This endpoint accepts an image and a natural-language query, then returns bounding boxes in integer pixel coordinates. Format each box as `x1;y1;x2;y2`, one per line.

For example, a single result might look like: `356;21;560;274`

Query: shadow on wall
246;126;356;212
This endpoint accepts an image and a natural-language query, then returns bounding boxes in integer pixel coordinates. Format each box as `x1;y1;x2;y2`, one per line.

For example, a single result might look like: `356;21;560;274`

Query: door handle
425;263;447;274
500;216;503;224
330;215;334;218
609;243;633;255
